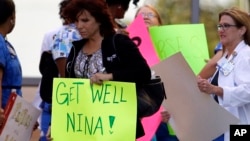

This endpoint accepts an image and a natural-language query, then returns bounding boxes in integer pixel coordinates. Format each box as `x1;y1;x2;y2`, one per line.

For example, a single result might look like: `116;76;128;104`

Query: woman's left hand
197;75;215;94
33;121;39;131
90;73;113;85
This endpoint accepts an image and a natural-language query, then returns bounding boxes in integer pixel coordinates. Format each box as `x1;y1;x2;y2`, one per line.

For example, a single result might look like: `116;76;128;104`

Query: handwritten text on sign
149;24;210;74
51;78;137;141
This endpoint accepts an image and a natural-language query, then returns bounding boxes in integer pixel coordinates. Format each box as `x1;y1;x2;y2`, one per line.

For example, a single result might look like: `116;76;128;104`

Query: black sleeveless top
211;71;219;103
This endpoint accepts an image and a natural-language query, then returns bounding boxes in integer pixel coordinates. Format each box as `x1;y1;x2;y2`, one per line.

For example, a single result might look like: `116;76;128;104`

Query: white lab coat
217;41;250;141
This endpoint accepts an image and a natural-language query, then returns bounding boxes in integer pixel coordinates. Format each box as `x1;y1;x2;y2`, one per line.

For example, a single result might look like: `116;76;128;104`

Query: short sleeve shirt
0;34;22;108
40;27;62;53
214;42;222;54
51;24;82;60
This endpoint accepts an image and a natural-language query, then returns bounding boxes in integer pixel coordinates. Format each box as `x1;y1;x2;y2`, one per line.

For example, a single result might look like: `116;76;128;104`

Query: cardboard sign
0;93;41;141
152;53;239;141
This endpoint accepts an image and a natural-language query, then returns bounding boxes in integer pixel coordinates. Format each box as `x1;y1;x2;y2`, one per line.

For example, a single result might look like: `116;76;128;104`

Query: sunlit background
8;0;249;79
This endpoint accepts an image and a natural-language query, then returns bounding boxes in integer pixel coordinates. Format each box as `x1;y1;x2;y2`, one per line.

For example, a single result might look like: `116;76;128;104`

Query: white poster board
0;93;41;141
152;52;239;141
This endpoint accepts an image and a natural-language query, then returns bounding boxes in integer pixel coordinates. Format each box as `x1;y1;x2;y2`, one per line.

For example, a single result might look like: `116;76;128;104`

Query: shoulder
0;35;6;50
214;42;222;54
236;44;250;64
72;39;88;49
58;24;78;33
42;27;62;44
113;34;135;46
114;33;130;40
43;26;62;39
0;34;5;43
57;24;81;39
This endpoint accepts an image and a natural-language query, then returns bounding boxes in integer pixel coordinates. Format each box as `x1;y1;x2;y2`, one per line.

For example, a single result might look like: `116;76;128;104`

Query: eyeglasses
140;12;156;19
217;24;237;31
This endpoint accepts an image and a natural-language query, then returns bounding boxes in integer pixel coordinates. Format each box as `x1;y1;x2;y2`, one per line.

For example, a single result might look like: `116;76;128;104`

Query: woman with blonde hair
135;4;179;141
198;7;250;141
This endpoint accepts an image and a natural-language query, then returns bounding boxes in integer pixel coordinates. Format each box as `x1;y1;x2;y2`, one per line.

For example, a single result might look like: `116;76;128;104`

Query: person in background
106;0;139;35
38;0;81;140
0;0;21;111
106;0;139;29
135;5;178;141
33;9;62;141
0;0;39;132
197;7;250;141
51;1;82;78
135;4;162;27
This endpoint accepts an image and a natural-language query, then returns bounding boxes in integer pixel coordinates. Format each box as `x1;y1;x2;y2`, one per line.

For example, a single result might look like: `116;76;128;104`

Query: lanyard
217;51;237;76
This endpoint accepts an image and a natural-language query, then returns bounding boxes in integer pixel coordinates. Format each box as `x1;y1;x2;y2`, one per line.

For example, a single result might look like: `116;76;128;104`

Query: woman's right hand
0;108;5;127
161;110;170;123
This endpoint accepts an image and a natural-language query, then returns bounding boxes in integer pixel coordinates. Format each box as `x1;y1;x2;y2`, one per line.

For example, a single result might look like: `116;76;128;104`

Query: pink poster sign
137;106;163;141
127;14;160;67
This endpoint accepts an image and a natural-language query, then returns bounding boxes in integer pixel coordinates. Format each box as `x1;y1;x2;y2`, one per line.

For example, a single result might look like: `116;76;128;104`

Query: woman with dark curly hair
46;0;150;140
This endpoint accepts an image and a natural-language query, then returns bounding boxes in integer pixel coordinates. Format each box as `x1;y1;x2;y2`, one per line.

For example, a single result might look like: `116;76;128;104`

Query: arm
0;68;3;108
198;50;222;79
111;34;151;83
197;76;223;97
55;58;67;77
0;68;5;127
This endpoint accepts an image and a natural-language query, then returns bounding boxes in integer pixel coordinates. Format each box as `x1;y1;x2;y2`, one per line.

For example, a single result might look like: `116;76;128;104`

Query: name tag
217;52;237;76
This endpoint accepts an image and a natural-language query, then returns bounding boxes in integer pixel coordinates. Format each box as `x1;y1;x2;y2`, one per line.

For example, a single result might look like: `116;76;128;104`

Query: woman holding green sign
45;0;151;140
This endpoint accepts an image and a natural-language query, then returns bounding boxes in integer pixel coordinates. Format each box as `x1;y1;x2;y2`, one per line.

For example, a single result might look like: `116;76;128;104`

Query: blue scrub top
0;34;22;108
214;42;222;54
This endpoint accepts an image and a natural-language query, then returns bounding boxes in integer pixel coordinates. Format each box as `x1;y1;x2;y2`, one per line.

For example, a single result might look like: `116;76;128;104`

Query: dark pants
155;122;179;141
213;134;224;141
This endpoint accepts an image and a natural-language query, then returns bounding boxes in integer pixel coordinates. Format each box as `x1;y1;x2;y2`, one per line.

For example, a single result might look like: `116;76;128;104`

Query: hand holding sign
0;109;4;127
51;78;137;141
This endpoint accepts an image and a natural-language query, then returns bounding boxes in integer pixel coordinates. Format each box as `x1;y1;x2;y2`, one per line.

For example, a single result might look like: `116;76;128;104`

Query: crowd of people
1;0;250;141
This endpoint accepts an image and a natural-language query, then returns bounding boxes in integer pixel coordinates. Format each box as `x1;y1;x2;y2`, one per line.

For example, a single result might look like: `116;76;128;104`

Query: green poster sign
149;24;209;74
51;78;137;141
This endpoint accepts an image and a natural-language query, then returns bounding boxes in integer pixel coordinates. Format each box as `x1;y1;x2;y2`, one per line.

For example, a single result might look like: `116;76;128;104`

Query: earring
10;20;14;25
118;6;122;9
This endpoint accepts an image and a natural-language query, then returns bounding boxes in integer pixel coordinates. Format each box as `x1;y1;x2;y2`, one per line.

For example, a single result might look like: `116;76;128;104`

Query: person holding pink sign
135;5;162;27
135;5;179;141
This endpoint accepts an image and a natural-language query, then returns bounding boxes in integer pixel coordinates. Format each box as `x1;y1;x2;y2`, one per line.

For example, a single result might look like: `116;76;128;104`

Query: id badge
220;62;234;76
